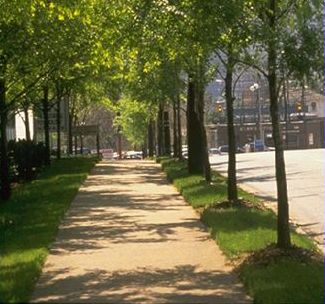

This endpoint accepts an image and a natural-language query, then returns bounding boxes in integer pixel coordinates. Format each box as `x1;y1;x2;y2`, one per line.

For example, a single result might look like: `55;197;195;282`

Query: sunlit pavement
32;160;250;303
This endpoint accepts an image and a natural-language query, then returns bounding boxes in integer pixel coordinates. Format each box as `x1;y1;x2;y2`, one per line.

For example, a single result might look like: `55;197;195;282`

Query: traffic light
216;105;223;113
296;102;302;112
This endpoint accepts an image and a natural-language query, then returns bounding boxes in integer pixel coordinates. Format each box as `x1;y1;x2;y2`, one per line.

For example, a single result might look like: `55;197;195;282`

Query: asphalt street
210;149;324;246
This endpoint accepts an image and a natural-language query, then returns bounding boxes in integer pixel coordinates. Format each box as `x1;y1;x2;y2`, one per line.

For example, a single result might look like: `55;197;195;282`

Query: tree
247;0;323;248
212;0;254;202
107;96;157;149
0;1;41;200
0;0;106;199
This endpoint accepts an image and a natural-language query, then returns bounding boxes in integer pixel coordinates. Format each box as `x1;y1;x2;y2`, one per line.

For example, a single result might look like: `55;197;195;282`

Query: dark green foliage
8;140;46;181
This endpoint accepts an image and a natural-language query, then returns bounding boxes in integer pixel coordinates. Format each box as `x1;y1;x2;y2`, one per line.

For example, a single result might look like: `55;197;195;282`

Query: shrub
8;140;47;181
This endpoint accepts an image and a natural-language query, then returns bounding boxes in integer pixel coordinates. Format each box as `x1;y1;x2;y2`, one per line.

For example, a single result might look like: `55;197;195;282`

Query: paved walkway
32;160;250;303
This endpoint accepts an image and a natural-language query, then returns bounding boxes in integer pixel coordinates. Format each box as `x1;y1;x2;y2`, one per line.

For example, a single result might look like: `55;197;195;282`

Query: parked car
124;151;143;159
209;148;221;155
244;142;275;152
70;147;91;155
100;148;114;159
218;145;245;154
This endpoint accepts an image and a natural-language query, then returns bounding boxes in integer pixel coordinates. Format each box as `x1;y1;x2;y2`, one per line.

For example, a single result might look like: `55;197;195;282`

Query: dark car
209;148;221;155
218;145;244;154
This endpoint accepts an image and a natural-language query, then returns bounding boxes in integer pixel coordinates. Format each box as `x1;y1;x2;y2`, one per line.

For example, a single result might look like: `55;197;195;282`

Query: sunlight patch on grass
202;208;315;258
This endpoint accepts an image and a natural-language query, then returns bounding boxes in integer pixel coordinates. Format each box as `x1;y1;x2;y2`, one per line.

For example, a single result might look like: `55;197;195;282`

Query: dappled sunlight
33;265;247;303
31;160;249;303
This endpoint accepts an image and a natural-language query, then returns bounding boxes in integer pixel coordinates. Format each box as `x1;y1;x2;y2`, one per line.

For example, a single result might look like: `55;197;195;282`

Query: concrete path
32;160;250;303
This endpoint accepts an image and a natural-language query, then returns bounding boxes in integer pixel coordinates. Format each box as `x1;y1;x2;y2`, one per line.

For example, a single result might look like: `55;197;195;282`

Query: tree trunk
172;98;179;158
163;110;171;156
68;101;74;155
157;103;164;156
0;78;11;200
196;72;211;182
117;127;122;159
177;94;182;160
42;86;51;165
56;83;61;160
80;135;83;154
96;133;100;156
268;0;291;249
282;73;289;149
187;76;203;174
147;120;154;157
74;136;78;154
142;133;148;158
225;54;238;202
23;105;31;141
152;122;157;157
73;114;78;154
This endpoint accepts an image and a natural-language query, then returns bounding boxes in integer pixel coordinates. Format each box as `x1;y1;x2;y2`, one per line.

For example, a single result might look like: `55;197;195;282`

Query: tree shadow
32;265;249;303
23;160;250;303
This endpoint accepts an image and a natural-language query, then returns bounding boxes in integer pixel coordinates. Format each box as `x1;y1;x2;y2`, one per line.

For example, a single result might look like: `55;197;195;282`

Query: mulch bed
207;198;268;211
235;243;323;271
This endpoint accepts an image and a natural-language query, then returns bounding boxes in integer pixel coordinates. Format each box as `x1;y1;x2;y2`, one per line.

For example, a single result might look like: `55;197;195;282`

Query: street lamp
249;83;263;142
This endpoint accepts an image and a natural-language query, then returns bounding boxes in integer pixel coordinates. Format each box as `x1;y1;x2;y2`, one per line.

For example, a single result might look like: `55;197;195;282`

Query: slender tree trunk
56;82;61;160
157;103;164;156
80;135;83;154
117;126;122;159
163;110;171;156
282;72;289;149
177;94;182;160
74;136;78;154
23;105;31;141
173;98;179;158
152;121;157;156
68;101;74;155
42;86;51;165
187;75;203;174
225;54;238;202
68;113;73;155
74;114;78;154
147;120;154;157
196;70;211;182
0;78;11;200
96;133;100;156
142;133;148;158
268;0;291;249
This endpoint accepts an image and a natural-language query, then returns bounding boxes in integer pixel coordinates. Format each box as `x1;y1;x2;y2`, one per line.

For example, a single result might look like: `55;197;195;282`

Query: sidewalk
31;160;250;303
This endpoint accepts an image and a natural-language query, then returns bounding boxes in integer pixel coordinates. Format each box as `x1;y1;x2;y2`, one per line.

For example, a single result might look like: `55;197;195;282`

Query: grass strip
0;157;97;303
159;157;324;304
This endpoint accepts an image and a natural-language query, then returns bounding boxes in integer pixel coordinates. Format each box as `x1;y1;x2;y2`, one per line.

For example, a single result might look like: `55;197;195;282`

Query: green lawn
0;157;97;303
159;157;324;304
241;258;324;304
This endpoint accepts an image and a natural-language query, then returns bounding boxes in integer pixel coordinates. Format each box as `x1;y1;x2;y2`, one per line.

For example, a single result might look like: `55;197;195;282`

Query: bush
8;140;47;181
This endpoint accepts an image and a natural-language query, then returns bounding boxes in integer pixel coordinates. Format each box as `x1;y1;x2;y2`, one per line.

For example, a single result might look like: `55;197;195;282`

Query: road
210;149;324;246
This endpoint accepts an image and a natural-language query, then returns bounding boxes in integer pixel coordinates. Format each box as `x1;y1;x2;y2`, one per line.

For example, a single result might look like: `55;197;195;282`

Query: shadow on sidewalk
33;265;246;303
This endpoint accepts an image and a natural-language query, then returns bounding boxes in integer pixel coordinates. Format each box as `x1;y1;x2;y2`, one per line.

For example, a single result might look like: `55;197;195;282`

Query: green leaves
112;97;156;146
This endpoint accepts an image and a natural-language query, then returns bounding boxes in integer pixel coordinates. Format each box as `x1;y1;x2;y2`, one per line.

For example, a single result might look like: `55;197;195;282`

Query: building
207;118;324;150
6;110;34;141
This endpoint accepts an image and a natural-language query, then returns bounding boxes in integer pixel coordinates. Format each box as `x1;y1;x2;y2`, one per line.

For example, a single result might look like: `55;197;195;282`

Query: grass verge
0;157;98;303
159;157;324;304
